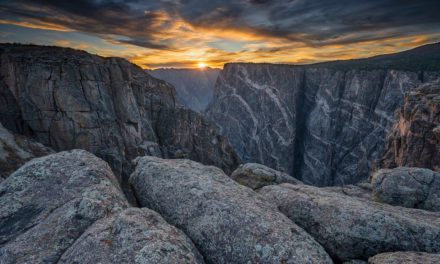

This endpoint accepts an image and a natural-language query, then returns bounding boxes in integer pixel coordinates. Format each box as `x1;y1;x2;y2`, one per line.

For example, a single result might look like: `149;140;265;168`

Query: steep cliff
206;43;440;186
147;68;219;112
378;81;440;171
0;44;239;194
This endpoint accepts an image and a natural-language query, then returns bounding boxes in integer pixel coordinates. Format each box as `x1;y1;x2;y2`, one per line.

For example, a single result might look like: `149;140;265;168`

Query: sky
1;0;440;69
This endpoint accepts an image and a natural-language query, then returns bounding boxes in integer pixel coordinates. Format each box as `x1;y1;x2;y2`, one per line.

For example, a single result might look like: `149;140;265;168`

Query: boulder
0;150;129;263
230;163;302;189
59;208;204;264
323;182;372;201
130;156;333;264
371;167;440;211
0;122;53;181
260;184;440;262
369;252;440;264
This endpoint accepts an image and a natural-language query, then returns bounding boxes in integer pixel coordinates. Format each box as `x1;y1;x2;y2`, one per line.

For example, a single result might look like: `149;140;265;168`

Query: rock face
206;43;440;186
371;167;440;211
0;150;129;263
378;82;440;172
230;162;302;189
0;44;239;196
260;183;440;262
148;68;220;112
0;122;53;181
369;252;440;264
59;208;204;264
130;156;333;264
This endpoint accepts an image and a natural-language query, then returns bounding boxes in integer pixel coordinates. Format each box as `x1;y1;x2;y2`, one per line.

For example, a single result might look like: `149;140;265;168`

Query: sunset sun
198;62;207;69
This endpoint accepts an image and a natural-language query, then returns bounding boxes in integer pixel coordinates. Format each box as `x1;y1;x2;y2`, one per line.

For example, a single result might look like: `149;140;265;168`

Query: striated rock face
0;122;53;181
371;167;440;211
59;208;205;264
148;68;220;112
260;183;440;262
0;150;129;263
0;44;239;195
130;156;333;264
230;162;302;190
378;82;440;172
369;251;440;264
206;43;440;186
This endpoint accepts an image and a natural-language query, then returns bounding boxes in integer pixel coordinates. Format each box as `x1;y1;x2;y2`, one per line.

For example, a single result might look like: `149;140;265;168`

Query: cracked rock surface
59;208;205;264
0;150;129;263
0;122;53;181
130;156;333;264
260;183;440;262
230;162;302;190
371;167;440;211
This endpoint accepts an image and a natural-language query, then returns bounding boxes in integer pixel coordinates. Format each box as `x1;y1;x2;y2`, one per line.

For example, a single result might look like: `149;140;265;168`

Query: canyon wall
206;57;440;185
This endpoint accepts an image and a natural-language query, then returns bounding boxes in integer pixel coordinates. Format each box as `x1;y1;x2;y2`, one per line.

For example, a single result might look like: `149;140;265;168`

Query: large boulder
59;208;204;263
260;184;440;262
371;167;440;211
130;156;333;264
0;122;53;181
378;81;440;172
230;163;302;189
0;150;129;263
369;252;440;264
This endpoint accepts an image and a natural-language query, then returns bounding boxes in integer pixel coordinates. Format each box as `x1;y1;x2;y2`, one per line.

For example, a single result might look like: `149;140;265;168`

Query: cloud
0;0;439;68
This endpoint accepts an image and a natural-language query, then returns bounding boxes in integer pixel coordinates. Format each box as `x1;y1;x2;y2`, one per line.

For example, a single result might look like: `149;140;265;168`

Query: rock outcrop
148;68;220;112
206;43;440;186
130;156;333;264
369;252;440;264
0;44;239;197
260;183;440;262
0;150;129;263
59;208;204;264
0;122;53;181
371;167;440;211
378;82;440;172
230;162;302;190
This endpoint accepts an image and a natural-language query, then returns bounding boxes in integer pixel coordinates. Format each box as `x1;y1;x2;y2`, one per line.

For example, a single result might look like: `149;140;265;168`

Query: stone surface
206;43;440;186
230;162;302;189
323;182;372;201
0;150;129;263
148;68;220;112
371;167;440;211
260;183;440;262
0;44;239;197
130;156;333;264
0;122;53;181
378;82;440;172
369;252;440;264
59;208;204;264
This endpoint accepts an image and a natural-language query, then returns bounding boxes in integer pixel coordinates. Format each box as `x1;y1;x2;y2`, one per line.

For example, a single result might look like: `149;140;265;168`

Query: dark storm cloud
0;0;439;50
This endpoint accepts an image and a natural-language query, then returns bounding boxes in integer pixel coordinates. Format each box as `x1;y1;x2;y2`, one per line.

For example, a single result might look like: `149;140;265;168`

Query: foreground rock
0;122;53;181
230;163;302;189
60;208;204;264
130;157;333;264
260;184;440;262
0;44;239;199
379;81;440;172
371;167;440;211
0;150;129;263
369;252;440;264
323;182;372;200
